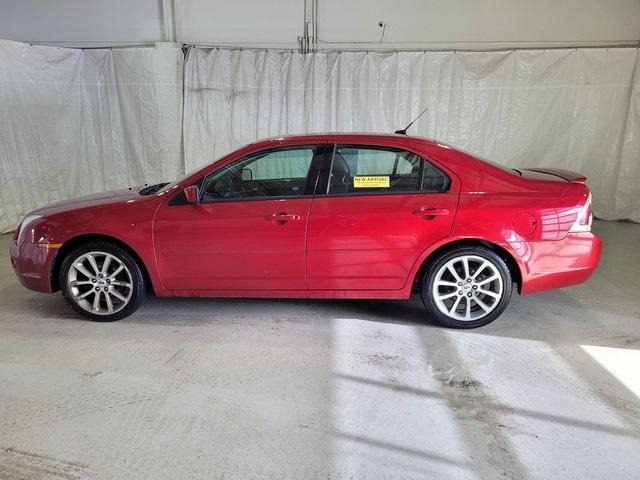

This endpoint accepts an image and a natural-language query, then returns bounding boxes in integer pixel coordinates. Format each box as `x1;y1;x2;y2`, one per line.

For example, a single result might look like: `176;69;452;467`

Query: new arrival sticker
353;176;390;188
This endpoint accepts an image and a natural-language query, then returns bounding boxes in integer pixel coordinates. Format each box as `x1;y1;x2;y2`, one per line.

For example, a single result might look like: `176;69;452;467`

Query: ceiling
0;0;638;50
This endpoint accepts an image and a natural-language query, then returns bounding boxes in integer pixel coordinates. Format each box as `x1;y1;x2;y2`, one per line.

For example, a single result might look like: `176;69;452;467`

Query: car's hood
31;187;145;217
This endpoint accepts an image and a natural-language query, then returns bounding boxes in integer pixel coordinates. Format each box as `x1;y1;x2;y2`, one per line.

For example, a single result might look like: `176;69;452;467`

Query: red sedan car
10;133;601;328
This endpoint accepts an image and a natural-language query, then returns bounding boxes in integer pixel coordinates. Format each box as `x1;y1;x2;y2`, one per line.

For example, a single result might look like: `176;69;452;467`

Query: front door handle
413;206;449;218
266;212;301;225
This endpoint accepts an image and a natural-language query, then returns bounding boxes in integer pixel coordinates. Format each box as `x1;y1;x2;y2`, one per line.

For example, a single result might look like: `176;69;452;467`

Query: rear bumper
505;232;602;295
10;239;57;293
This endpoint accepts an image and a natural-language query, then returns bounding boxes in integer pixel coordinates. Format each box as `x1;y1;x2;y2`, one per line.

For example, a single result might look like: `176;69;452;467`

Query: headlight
17;215;42;243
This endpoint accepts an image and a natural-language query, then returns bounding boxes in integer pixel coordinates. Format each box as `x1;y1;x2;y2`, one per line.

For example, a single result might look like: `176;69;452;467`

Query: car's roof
247;132;442;148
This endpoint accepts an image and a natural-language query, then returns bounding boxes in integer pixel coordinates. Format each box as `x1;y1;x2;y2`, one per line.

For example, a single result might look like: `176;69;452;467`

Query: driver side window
200;147;315;201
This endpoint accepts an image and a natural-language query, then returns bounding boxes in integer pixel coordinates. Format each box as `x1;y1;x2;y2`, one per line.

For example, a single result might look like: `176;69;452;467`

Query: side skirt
168;289;410;300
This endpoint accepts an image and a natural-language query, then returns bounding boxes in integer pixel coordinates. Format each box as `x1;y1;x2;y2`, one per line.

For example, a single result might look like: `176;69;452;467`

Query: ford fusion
10;133;601;328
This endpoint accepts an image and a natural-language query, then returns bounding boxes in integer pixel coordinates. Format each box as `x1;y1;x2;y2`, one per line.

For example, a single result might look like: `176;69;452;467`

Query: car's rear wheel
421;247;512;328
60;241;145;321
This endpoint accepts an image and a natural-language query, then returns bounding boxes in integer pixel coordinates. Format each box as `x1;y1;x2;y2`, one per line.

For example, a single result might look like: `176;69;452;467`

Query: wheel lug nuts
458;291;463;295
458;282;463;286
466;278;472;282
91;278;96;283
467;293;472;297
98;274;103;278
472;285;478;290
95;286;100;291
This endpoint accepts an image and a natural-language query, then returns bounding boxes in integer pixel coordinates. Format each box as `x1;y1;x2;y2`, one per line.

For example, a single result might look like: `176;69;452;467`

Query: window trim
193;144;327;204
317;143;451;197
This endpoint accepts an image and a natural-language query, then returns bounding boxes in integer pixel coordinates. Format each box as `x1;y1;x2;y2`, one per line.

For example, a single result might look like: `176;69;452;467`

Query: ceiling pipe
159;0;177;43
299;0;316;53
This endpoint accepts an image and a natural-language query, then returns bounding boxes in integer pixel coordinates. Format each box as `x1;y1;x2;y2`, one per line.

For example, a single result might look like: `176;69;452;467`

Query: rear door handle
266;212;301;225
413;206;449;217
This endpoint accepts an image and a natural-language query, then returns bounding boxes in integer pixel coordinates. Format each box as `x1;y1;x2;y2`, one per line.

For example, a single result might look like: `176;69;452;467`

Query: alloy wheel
431;254;504;322
66;251;133;316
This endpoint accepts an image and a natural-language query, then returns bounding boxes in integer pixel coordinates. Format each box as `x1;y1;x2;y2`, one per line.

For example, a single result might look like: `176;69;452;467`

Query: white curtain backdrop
0;40;183;233
184;47;640;222
1;42;639;232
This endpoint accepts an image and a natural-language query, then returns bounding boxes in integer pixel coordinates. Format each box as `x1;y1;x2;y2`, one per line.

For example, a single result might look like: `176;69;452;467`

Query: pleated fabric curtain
0;40;183;233
1;41;639;232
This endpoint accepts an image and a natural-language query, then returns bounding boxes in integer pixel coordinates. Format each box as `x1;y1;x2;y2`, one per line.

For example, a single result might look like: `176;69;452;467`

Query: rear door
154;145;326;291
306;144;459;291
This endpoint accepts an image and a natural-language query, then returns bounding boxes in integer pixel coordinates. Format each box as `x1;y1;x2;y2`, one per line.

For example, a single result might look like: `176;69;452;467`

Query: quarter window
422;158;451;192
200;147;315;201
327;145;449;194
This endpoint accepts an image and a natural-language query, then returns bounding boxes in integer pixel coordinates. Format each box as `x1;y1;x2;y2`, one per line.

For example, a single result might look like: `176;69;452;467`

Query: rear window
435;141;521;176
484;159;521;176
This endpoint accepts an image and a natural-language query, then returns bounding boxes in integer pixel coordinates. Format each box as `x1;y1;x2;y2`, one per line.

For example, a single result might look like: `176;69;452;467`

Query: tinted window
201;147;314;201
422;160;451;192
327;145;449;194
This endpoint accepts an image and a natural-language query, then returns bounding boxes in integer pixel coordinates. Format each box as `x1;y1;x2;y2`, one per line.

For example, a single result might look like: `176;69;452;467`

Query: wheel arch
51;234;155;294
411;238;523;294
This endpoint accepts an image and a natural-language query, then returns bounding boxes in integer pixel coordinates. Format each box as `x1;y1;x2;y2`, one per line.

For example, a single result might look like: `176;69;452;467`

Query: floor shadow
128;295;435;328
336;373;638;439
1;283;75;321
413;326;532;480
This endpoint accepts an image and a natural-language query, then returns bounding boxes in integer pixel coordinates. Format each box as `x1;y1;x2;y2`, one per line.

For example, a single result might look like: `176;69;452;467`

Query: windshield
139;183;170;196
157;165;208;194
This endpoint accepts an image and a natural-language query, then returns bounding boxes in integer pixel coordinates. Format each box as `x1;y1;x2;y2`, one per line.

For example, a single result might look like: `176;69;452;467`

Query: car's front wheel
60;241;146;321
422;247;513;328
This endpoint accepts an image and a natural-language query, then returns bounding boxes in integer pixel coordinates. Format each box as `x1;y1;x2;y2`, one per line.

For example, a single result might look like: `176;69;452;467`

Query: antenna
394;106;429;135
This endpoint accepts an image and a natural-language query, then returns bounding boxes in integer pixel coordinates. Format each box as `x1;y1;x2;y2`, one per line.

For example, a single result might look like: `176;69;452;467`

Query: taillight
570;193;592;233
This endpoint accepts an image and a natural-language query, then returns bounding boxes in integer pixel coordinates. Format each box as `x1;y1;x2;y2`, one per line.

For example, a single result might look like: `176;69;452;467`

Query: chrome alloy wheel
66;251;133;316
432;255;504;322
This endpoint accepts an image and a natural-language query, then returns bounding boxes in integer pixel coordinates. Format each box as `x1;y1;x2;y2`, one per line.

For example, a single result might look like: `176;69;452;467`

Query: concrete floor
0;220;639;480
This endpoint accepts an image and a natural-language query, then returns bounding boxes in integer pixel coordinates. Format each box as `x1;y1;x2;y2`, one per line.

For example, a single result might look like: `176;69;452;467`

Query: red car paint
10;133;601;300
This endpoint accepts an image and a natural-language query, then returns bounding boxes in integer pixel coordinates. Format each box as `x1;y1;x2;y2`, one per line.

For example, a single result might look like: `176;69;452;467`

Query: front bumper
507;232;602;295
10;239;57;293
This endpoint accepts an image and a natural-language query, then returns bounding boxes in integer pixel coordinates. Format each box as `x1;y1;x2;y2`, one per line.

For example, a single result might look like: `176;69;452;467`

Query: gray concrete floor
1;220;639;480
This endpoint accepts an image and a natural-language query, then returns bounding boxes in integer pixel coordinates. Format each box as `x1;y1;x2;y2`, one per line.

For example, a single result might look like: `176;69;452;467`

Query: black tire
421;246;513;329
60;241;146;321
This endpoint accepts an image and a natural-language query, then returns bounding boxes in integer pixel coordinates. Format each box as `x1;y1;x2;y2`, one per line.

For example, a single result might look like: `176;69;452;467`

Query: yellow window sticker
353;176;390;188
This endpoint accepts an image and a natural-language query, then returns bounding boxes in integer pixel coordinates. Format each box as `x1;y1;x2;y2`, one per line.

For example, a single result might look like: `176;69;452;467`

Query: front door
154;145;323;291
306;144;459;291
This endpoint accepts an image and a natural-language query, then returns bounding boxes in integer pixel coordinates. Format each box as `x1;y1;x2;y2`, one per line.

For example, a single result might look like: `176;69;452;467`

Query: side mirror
184;185;199;204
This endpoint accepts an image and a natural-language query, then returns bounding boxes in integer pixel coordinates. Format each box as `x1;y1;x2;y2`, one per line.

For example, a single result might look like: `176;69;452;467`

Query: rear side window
327;145;450;194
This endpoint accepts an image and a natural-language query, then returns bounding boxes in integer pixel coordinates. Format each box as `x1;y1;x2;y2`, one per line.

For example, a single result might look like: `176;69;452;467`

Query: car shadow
131;294;438;328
